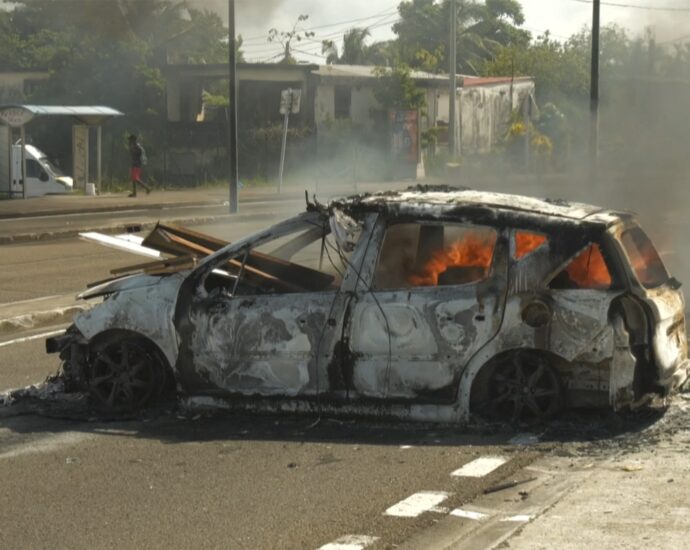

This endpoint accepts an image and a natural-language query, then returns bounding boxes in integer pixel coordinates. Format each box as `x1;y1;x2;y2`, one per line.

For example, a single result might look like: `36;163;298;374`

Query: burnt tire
485;352;562;424
88;337;165;414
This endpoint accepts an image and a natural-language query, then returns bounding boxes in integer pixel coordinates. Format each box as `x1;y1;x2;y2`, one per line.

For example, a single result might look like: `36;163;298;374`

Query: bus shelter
0;105;123;199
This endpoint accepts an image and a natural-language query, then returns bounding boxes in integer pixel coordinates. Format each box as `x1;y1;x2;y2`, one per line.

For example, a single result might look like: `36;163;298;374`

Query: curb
0;212;252;244
0;303;91;336
0;199;223;220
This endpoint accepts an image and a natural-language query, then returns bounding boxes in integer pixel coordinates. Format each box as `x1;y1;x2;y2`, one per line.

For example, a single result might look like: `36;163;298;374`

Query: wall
0;72;49;103
437;80;535;155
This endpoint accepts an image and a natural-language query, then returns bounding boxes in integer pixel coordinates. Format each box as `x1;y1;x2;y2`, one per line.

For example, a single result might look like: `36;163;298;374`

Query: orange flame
565;244;611;289
515;231;547;259
408;232;496;286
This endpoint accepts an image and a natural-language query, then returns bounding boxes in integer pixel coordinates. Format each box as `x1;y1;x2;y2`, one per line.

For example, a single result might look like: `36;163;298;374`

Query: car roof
331;186;629;228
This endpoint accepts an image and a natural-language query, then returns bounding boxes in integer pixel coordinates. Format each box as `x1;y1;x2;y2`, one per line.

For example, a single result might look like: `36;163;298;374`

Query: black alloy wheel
487;353;562;423
89;338;161;413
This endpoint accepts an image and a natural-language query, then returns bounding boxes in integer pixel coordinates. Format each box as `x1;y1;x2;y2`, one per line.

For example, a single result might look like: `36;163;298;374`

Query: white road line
451;456;507;478
502;514;534;522
384;491;450;518
450;509;489;521
0;329;65;349
318;535;379;550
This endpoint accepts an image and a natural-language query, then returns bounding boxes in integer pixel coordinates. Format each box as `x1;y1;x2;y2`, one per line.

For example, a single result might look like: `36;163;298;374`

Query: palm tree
322;27;372;65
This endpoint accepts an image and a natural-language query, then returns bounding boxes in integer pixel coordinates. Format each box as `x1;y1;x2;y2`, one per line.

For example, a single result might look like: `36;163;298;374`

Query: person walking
128;134;151;197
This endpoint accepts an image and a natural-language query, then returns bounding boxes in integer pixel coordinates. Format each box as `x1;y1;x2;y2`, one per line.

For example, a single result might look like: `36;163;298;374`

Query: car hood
78;273;167;300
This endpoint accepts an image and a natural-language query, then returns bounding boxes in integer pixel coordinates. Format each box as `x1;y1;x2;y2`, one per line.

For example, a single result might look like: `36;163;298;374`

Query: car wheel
486;352;562;424
88;337;163;413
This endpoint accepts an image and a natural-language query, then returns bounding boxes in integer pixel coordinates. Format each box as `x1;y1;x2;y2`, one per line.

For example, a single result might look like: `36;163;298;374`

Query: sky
223;0;690;63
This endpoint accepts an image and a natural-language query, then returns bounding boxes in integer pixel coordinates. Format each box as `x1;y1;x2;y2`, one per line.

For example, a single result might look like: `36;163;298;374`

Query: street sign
279;88;302;115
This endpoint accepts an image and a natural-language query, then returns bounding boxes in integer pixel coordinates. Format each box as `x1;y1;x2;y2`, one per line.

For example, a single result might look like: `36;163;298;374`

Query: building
163;63;535;181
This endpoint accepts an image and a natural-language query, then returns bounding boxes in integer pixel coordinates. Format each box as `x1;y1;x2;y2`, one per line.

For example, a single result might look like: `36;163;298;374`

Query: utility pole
589;0;600;178
228;0;239;213
448;0;457;158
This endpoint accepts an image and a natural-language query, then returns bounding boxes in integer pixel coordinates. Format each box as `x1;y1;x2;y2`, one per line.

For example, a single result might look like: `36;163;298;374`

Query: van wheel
487;352;562;423
88;337;163;414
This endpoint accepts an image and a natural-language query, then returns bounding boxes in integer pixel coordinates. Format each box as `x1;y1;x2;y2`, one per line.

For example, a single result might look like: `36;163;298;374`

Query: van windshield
39;157;65;177
620;227;670;289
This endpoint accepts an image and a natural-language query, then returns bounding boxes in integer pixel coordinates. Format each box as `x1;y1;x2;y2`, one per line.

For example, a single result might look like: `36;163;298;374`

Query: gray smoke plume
187;0;285;24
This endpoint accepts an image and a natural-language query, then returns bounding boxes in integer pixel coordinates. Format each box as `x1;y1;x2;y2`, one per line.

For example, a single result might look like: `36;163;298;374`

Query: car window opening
514;230;548;260
550;243;612;290
374;223;497;289
620;227;670;289
204;219;358;296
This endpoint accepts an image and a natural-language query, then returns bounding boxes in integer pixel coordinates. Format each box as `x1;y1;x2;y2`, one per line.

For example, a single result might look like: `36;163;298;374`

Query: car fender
73;274;185;369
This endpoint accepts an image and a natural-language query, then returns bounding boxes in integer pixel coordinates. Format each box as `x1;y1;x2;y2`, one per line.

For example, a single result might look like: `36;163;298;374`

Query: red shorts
130;167;142;181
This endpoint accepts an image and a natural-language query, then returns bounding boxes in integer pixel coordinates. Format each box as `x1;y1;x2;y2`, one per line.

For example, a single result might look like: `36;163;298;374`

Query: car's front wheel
88;336;165;414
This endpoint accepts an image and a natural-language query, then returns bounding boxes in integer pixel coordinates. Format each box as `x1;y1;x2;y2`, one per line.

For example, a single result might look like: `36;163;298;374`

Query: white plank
79;231;161;259
451;456;507;478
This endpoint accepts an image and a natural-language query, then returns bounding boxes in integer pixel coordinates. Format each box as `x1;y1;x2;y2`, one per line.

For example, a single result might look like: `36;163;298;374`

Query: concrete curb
0;212;261;244
0;303;91;336
0;199;224;220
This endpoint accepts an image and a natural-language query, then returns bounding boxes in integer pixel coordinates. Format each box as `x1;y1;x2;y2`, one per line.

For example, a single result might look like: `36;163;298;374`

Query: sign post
277;88;301;193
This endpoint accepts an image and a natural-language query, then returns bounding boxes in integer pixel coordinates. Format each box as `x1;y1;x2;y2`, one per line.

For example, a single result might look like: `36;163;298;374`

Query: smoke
187;0;285;25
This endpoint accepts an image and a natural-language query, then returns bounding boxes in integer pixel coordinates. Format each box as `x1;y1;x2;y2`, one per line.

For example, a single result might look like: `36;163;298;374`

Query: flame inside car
408;232;497;286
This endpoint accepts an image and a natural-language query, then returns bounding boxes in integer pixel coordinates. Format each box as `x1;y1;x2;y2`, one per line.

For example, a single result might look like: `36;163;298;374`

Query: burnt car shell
47;187;690;422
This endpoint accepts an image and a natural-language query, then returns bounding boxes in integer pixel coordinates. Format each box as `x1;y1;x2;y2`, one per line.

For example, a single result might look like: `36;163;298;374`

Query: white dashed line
502;514;534;522
450;508;489;520
318;534;379;550
0;329;65;349
451;456;507;477
400;445;413;449
385;491;451;518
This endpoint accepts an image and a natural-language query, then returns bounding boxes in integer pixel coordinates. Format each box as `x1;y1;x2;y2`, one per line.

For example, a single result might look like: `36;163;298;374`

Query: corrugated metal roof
0;104;123;127
1;105;123;116
312;64;448;82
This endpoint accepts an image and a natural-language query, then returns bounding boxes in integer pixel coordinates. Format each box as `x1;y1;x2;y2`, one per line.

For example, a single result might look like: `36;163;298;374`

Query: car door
174;212;368;399
346;218;509;403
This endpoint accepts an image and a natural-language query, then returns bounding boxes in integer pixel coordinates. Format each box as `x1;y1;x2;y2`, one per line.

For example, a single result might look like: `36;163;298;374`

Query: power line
565;0;690;12
240;5;398;44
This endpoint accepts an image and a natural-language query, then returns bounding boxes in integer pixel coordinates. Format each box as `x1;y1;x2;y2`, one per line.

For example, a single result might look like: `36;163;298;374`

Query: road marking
0;328;65;349
400;445;413;449
318;535;379;550
450;508;489;520
451;456;507;477
385;491;450;518
502;514;534;522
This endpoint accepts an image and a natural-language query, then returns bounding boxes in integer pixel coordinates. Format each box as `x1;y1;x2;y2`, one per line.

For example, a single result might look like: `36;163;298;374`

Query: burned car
47;187;689;423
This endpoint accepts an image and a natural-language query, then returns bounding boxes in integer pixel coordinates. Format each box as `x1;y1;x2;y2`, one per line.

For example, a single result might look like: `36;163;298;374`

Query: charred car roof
330;186;630;231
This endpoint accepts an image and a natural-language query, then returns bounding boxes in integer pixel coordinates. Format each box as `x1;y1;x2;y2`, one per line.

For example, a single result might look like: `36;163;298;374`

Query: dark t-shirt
130;142;143;168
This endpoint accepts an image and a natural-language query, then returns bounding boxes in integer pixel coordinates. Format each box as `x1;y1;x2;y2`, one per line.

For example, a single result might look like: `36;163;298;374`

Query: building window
334;85;351;119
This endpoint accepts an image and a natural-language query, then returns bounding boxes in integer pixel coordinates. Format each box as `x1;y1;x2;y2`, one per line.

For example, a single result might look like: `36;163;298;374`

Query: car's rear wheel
486;352;562;424
88;337;164;414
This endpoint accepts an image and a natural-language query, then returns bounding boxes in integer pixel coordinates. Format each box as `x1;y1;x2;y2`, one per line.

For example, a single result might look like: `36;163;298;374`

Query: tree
373;63;426;110
268;14;315;65
393;0;529;75
323;27;372;65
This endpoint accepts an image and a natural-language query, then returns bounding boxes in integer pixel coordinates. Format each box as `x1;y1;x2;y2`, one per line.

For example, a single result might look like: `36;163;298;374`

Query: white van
10;143;73;198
